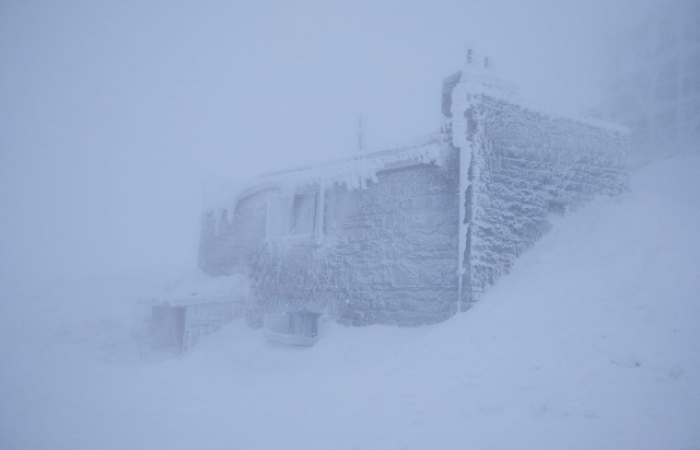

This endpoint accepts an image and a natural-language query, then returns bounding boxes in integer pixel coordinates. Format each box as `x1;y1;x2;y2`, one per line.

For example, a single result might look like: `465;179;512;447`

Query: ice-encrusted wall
199;63;629;328
246;160;460;327
198;140;459;327
445;68;629;308
199;188;270;276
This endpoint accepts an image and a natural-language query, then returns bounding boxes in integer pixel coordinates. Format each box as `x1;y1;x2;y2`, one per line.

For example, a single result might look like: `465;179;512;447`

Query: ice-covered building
200;55;629;327
604;0;700;163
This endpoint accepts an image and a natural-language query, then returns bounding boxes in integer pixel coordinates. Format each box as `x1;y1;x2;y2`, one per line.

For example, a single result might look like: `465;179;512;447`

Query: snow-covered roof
255;132;443;188
207;132;445;212
453;67;631;135
206;57;627;214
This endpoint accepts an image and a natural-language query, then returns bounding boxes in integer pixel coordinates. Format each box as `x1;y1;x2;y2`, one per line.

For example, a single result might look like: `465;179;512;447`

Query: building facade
200;59;629;327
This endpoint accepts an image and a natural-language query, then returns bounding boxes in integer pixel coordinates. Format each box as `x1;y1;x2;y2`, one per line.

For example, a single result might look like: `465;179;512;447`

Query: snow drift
1;154;699;450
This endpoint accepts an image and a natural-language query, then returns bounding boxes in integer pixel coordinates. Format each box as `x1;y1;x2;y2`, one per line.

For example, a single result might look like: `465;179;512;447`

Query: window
267;195;291;238
266;188;322;240
291;192;317;235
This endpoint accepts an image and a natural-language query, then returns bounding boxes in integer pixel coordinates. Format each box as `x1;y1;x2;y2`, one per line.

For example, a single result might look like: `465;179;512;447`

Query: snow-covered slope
1;156;699;450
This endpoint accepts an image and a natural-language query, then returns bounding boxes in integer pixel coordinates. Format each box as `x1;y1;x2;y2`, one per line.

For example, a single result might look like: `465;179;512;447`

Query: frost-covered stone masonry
199;54;629;327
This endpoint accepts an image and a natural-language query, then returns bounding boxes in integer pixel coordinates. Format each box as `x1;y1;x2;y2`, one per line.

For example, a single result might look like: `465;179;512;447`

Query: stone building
200;56;629;327
604;0;700;163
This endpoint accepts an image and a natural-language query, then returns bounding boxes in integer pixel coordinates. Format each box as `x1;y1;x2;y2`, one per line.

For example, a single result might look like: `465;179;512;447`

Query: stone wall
247;160;460;327
446;73;629;306
200;67;629;328
199;187;270;276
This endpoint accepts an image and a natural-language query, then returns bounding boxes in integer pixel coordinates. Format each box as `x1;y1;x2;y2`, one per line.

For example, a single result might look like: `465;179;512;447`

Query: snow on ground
1;155;700;450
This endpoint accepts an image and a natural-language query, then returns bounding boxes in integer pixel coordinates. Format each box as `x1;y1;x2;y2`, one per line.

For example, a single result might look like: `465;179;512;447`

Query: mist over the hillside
0;0;658;283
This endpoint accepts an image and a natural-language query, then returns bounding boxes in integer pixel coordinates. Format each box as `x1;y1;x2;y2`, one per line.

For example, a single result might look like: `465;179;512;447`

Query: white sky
0;0;658;281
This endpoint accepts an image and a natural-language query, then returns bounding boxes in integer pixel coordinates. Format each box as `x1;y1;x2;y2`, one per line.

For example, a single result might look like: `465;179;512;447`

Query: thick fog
5;2;700;450
0;0;657;284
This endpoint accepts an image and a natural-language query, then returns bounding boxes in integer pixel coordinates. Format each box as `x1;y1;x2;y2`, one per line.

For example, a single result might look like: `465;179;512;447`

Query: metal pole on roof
357;114;366;152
